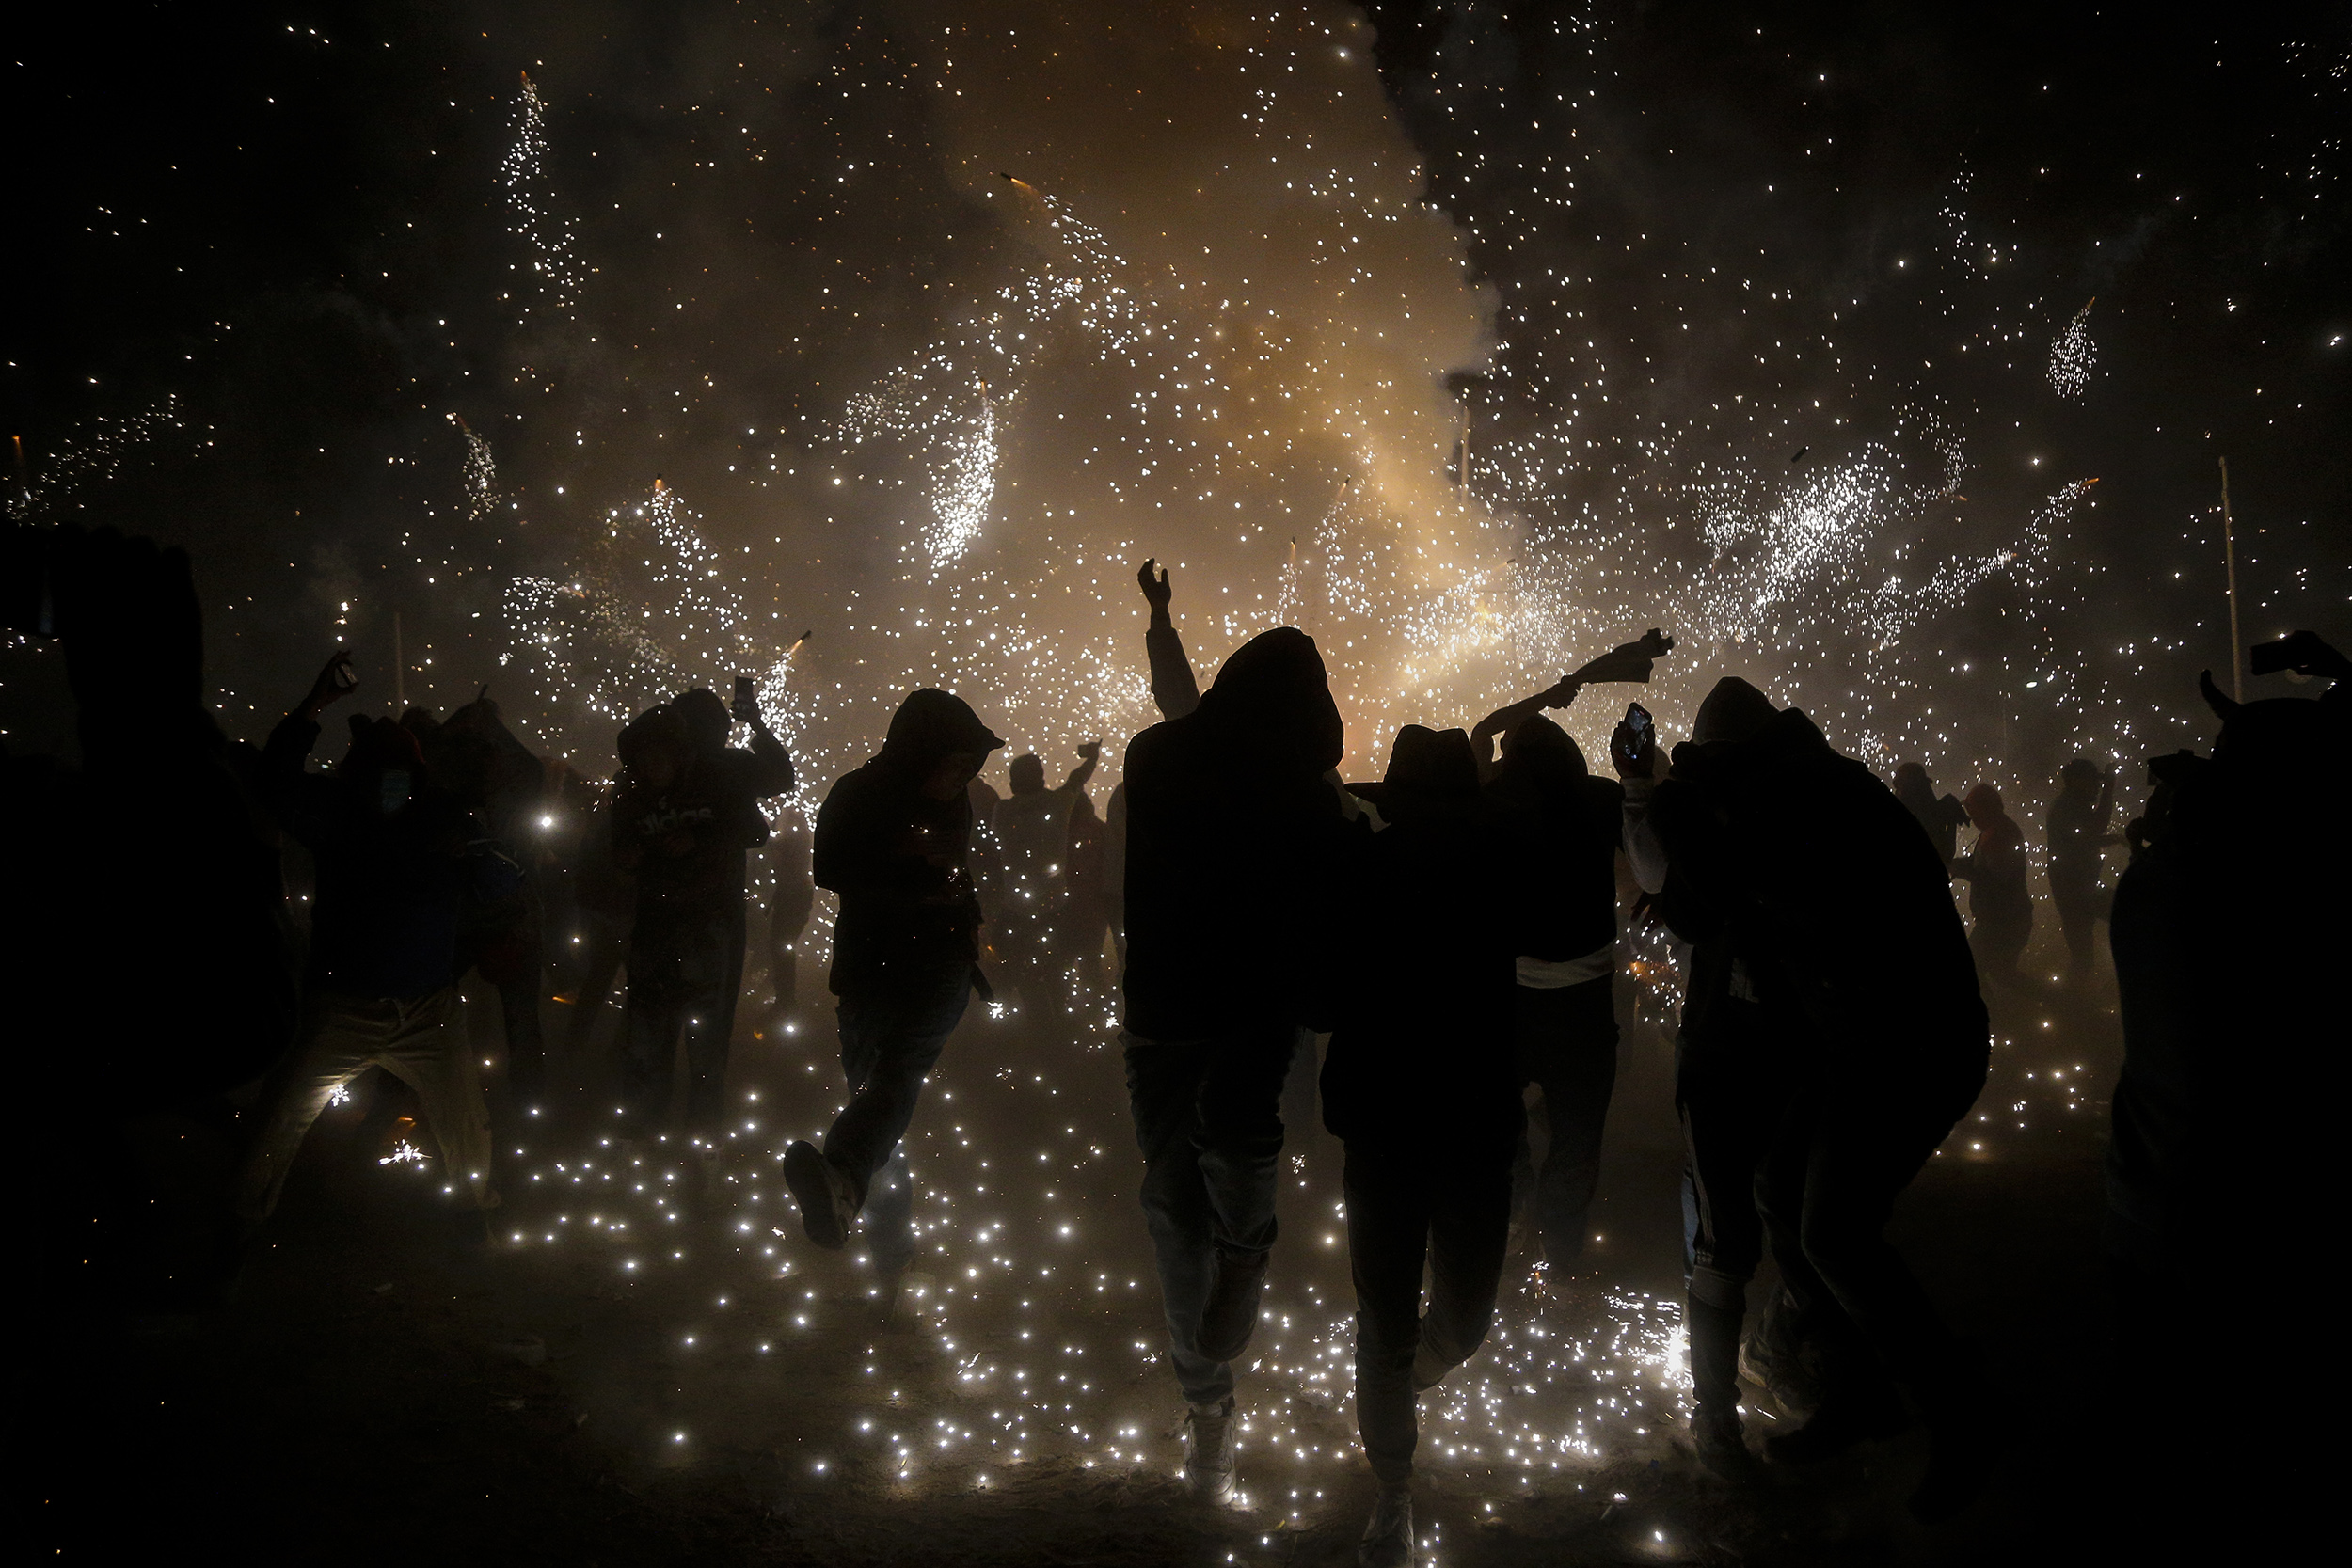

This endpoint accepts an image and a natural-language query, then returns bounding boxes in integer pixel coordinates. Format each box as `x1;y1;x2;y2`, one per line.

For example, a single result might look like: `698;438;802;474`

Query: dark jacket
816;689;1002;997
1651;708;1986;1084
259;714;519;1000
614;726;793;927
1483;714;1623;963
1121;627;1348;1039
1321;727;1537;1147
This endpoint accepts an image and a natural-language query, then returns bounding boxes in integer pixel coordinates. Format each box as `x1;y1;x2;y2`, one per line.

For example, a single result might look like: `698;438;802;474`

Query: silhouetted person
765;805;817;1028
1482;708;1622;1269
1951;783;2030;985
239;652;518;1236
612;687;793;1155
1322;725;1537;1567
1055;785;1115;1009
2104;638;2345;1553
1121;625;1347;1503
561;768;634;1054
1649;677;1991;1520
785;689;1004;1317
2044;758;2117;980
1616;678;1808;1482
7;523;296;1307
434;694;553;1112
1892;761;1968;866
988;743;1101;1025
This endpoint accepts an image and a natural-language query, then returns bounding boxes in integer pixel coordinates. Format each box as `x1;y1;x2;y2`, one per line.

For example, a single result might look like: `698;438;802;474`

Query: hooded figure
787;689;1004;1305
1117;626;1353;1504
1643;685;1989;1519
1951;782;2031;980
1321;724;1538;1531
1893;762;1968;866
436;694;552;1102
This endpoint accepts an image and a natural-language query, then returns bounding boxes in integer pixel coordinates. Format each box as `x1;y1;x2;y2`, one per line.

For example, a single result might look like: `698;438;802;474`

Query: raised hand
298;649;358;721
1610;711;1659;780
1137;558;1173;612
1570;628;1676;686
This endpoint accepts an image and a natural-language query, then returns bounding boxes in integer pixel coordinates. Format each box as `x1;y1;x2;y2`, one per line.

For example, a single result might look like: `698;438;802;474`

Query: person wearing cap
784;688;1005;1319
237;651;520;1238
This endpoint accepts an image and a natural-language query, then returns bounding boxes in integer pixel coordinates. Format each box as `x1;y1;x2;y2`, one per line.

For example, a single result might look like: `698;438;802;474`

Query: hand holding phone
732;674;759;722
1612;702;1659;780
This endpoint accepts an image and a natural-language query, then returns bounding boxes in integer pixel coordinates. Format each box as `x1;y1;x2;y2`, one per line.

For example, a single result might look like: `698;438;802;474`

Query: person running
1121;625;1349;1504
784;689;1005;1319
986;743;1101;1026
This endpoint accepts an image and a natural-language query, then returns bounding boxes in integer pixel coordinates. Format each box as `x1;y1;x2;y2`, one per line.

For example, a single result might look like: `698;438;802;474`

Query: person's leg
1523;979;1618;1266
1124;1034;1231;1408
680;904;748;1142
1343;1141;1430;1488
820;964;970;1199
376;987;497;1209
498;949;546;1108
1192;1025;1297;1360
236;991;389;1223
618;922;684;1133
566;908;630;1053
1417;1146;1515;1386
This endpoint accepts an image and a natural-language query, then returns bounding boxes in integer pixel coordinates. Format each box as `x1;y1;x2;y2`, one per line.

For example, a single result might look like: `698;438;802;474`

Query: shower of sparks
501;71;584;324
4;397;191;522
2048;297;2097;402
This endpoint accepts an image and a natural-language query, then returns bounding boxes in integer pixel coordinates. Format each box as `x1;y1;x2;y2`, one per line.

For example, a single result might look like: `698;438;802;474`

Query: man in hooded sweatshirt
1642;676;1992;1520
238;652;520;1236
1323;725;1538;1568
612;687;793;1153
1120;626;1349;1503
785;689;1005;1315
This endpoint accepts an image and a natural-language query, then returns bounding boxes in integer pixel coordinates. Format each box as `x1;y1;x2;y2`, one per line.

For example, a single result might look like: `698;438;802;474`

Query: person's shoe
1197;1246;1271;1363
1762;1377;1909;1465
1692;1403;1764;1484
783;1141;857;1250
1358;1481;1414;1568
1182;1398;1237;1504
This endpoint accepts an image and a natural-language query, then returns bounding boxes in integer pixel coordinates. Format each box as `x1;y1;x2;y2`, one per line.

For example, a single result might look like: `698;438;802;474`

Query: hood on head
1499;712;1587;784
1381;725;1480;821
879;688;1007;769
1009;753;1046;795
671;688;733;754
1963;782;2006;825
1195;626;1344;772
1692;677;1778;745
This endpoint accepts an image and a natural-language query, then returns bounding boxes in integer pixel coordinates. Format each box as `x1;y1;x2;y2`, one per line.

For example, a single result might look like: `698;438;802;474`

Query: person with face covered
1639;676;1992;1521
784;689;1005;1313
1120;626;1350;1504
1323;725;1538;1568
237;652;520;1235
612;687;794;1154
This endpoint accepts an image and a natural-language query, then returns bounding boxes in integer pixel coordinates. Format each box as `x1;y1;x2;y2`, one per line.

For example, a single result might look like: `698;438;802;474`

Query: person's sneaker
1197;1246;1271;1363
1693;1404;1763;1483
1762;1379;1908;1465
1358;1481;1414;1568
1182;1398;1236;1504
783;1141;857;1250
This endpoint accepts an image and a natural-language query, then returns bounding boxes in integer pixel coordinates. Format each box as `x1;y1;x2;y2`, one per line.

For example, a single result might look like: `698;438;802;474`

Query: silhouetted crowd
9;520;2342;1567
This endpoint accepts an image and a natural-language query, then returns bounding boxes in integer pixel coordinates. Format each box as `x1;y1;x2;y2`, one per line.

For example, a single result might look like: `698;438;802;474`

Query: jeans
1677;997;1802;1313
825;962;972;1276
1123;1025;1300;1406
620;902;746;1138
1508;979;1619;1265
238;986;494;1221
2050;869;2106;975
1756;1051;1985;1400
1344;1137;1517;1483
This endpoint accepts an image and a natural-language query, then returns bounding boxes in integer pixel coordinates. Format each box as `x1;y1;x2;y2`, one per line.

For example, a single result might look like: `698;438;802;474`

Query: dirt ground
38;940;2122;1566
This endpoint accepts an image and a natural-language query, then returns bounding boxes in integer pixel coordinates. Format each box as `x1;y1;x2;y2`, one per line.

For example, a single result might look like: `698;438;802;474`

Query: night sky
7;3;2344;799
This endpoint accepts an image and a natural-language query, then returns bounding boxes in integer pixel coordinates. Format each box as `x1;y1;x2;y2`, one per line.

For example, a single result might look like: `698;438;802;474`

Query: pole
2219;457;2243;705
394;610;408;711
